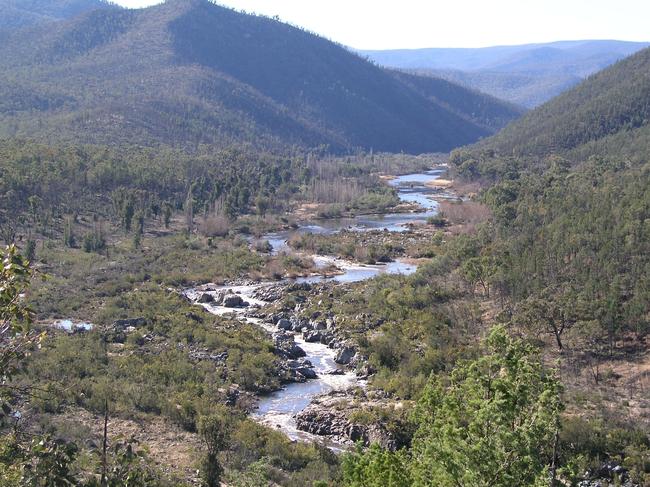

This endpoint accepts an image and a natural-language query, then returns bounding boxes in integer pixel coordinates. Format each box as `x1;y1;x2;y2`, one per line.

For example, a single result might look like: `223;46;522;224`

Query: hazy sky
113;0;650;49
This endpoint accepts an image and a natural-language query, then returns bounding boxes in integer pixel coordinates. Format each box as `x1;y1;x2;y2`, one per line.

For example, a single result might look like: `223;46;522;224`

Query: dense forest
0;0;521;154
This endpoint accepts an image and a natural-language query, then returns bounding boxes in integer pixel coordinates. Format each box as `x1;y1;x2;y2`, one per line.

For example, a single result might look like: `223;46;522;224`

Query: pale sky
112;0;650;49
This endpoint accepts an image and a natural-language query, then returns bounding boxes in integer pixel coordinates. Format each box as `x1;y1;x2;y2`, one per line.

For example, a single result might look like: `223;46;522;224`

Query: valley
0;1;649;486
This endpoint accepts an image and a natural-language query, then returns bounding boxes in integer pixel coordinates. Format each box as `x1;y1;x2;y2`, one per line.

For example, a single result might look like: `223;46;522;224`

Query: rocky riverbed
184;166;454;448
185;280;369;448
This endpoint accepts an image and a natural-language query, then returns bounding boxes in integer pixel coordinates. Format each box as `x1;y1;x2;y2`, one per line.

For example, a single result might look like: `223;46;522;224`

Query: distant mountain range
459;45;650;163
0;0;522;154
359;40;650;108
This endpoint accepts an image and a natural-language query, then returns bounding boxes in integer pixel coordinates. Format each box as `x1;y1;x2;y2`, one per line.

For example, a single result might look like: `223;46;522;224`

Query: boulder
303;330;323;343
274;333;307;359
312;320;327;331
296;367;317;380
335;346;356;365
319;332;335;346
197;293;214;304
222;294;249;308
327;369;346;375
295;391;404;451
277;318;292;330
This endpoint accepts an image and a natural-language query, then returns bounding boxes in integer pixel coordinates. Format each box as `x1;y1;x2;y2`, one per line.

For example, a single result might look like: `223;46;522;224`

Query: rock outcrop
334;346;356;365
273;332;307;359
295;391;406;451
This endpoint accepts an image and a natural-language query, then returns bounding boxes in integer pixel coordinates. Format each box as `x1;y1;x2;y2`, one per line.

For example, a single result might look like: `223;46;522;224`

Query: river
188;166;450;447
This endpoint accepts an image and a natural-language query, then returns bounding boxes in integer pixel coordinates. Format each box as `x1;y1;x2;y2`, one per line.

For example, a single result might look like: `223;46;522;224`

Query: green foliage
82;221;106;253
19;436;79;487
1;245;34;330
0;433;170;487
0;245;43;422
460;255;498;297
558;417;650;485
343;327;563;487
199;411;231;487
100;438;164;487
450;50;650;355
27;285;280;425
343;444;410;487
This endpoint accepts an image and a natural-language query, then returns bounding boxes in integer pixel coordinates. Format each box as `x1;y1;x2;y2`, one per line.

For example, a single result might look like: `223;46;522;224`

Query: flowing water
190;166;451;446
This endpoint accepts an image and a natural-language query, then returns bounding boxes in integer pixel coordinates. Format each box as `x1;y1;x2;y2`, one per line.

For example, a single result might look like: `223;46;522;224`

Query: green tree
63;216;75;248
460;255;498;297
163;203;172;229
0;246;43;418
343;326;563;487
255;195;269;218
343;444;410;487
198;412;231;487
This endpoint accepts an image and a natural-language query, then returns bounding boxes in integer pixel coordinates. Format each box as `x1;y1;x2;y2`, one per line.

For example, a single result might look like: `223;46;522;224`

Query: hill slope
360;40;649;107
0;0;111;29
448;46;650;376
457;46;650;163
0;0;522;153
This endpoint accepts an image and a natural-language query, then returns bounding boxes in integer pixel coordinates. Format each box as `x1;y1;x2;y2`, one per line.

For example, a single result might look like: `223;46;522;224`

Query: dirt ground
72;407;204;484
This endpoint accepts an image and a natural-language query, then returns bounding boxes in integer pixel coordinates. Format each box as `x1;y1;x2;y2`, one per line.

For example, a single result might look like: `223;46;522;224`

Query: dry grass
72;407;203;484
199;215;231;237
439;200;491;234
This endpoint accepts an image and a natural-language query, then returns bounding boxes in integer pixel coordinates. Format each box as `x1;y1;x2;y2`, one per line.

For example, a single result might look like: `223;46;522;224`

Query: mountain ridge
359;40;650;107
463;46;650;160
0;0;523;154
0;0;113;29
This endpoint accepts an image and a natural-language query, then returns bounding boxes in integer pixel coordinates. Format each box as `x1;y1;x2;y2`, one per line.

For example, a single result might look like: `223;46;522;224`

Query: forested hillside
453;46;650;167
360;40;649;107
0;0;111;29
0;2;648;486
0;0;521;153
449;45;650;378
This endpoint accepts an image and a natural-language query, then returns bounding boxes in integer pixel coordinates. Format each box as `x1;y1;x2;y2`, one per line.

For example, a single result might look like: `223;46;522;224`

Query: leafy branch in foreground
0;245;44;423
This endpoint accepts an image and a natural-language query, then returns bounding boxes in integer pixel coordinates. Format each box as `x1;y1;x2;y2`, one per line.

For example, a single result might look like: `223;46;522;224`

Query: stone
303;330;323;343
335;346;356;365
295;391;403;451
320;332;335;346
277;318;292;330
313;320;327;330
274;333;306;359
296;367;317;380
222;294;249;308
197;293;214;304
